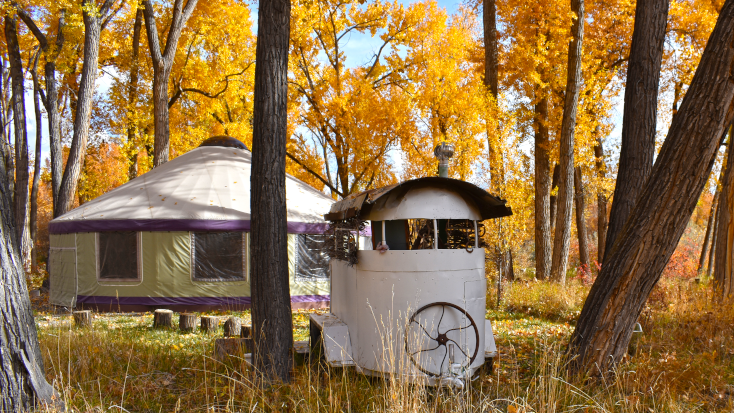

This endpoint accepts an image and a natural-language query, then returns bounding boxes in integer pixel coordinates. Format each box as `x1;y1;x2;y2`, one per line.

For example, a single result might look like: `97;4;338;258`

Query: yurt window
97;231;140;280
191;232;246;281
295;234;330;281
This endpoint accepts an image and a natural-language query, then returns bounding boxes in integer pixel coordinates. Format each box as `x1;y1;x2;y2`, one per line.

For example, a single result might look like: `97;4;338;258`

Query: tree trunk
534;92;552;280
568;0;734;374
179;313;196;332
708;200;720;278
483;0;498;99
127;8;143;180
550;163;560;229
200;315;219;333
251;0;293;382
153;309;173;329
550;0;584;283
5;15;28;258
604;0;669;261
55;1;108;217
29;54;42;272
594;137;608;264
16;8;65;215
73;310;92;328
224;317;242;337
699;189;720;274
142;0;199;167
574;166;590;270
714;130;734;299
0;115;60;410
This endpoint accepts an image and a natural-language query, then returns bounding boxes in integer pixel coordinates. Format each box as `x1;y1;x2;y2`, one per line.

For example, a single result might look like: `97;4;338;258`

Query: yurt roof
325;177;512;221
49;143;335;234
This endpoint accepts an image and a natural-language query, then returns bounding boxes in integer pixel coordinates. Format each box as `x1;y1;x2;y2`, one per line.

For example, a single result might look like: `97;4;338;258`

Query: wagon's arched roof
325;177;512;221
50;146;334;234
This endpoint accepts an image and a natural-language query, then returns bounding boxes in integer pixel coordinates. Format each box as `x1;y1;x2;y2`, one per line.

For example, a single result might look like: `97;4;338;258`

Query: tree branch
286;151;343;197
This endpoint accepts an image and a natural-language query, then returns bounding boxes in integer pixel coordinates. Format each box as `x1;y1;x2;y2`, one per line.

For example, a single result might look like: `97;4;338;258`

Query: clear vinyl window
97;231;140;280
295;234;330;282
191;232;246;281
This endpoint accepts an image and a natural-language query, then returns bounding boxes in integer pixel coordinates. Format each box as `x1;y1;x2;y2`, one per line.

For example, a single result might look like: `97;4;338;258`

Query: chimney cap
434;142;455;162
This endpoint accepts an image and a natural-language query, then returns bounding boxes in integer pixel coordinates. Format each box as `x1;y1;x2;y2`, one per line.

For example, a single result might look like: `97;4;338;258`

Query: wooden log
213;338;249;361
241;323;252;339
153;309;173;329
73;310;92;328
179;313;197;332
200;316;219;333
223;317;241;337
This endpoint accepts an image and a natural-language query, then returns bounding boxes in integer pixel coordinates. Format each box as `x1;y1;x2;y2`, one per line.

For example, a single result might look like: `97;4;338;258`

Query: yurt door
49;246;77;307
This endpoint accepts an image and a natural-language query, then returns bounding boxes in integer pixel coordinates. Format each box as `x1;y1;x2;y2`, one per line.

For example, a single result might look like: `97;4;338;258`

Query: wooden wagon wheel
404;302;479;377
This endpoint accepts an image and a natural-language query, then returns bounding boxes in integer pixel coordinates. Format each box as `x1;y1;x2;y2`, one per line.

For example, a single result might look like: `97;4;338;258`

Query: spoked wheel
404;302;479;377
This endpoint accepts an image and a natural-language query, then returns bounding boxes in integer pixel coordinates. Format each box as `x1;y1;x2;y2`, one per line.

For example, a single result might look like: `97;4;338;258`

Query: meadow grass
33;278;734;412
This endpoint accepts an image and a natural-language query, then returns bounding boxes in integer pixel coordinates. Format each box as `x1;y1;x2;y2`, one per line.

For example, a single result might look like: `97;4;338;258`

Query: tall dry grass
32;278;733;412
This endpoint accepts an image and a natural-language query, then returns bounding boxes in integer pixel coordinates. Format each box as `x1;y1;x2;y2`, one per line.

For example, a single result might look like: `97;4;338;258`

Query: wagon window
295;234;330;282
371;220;409;250
437;219;481;249
98;231;140;280
191;232;246;281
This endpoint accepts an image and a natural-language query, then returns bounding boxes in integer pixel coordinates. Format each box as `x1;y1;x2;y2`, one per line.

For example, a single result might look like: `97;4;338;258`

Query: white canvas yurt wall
48;137;335;311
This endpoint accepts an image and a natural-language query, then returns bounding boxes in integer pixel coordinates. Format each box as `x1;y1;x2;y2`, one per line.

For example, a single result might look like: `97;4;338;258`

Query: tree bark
534;91;552;280
16;7;65;216
594;136;608;264
153;309;173;329
0;113;60;410
5;14;28;259
483;0;498;99
550;0;584;283
574;166;590;270
29;54;42;272
179;313;196;332
142;0;199;167
550;163;560;227
56;0;115;217
699;188;720;274
251;0;293;382
714;129;734;299
708;199;720;278
568;0;734;374
604;0;669;261
127;7;143;180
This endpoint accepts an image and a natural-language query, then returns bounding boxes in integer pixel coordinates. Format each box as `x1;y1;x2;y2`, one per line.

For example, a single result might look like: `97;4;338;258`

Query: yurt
48;136;335;311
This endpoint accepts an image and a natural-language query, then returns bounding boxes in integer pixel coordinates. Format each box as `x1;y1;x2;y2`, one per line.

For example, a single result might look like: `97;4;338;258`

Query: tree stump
179;313;197;332
153;309;173;329
73;310;92;328
200;316;219;333
241;324;252;339
223;317;241;337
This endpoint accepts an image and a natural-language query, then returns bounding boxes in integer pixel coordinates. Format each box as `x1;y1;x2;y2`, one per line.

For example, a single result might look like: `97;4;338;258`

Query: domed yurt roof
50;137;334;234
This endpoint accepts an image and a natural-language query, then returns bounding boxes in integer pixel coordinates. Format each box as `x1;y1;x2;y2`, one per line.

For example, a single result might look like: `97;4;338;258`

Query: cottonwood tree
568;0;734;374
714;129;734;299
550;0;584;283
603;0;668;260
142;0;199;167
4;11;29;262
55;0;120;217
29;52;42;271
16;5;65;214
250;0;293;382
574;166;590;270
0;135;60;412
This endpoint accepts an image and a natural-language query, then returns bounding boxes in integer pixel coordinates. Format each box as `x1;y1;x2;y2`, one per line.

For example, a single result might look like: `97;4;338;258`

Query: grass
33;277;734;412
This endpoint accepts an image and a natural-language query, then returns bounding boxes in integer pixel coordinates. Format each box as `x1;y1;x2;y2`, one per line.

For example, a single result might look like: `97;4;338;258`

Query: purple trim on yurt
49;219;329;234
76;295;329;306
